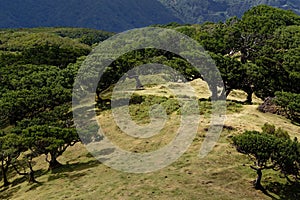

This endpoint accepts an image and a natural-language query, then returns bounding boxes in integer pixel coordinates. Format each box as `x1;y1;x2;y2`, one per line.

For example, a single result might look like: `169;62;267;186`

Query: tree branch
12;164;28;176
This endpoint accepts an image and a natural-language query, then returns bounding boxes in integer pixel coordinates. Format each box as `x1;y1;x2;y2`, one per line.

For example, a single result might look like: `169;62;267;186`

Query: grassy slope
1;79;300;200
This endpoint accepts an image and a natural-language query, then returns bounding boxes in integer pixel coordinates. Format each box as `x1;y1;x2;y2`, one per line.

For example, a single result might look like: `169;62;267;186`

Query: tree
232;125;300;189
0;86;71;125
177;8;300;103
272;137;300;182
53;28;113;46
195;22;228;55
232;131;277;189
273;91;300;123
237;4;300;60
22;125;78;170
0;31;91;67
216;6;300;100
12;151;38;183
14;102;78;171
0;62;77;126
0;29;91;182
0;133;26;186
94;49;202;102
253;25;300;99
209;53;256;103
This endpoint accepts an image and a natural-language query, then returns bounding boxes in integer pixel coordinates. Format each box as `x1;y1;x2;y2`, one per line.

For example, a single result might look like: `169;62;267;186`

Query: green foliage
0;54;83;126
0;51;23;66
253;25;300;98
53;28;113;45
95;49;201;99
272;137;300;179
16;103;74;130
210;53;243;93
0;133;26;186
128;94;181;123
262;123;290;139
161;5;300;102
0;86;72;125
232;125;300;186
22;125;78;169
195;23;228;54
241;5;300;34
232;131;277;167
0;64;60;93
0;28;89;174
0;29;91;67
274;92;300;123
0;5;300;191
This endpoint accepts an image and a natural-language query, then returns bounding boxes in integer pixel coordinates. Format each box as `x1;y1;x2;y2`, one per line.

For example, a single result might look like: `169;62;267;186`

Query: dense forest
0;5;300;199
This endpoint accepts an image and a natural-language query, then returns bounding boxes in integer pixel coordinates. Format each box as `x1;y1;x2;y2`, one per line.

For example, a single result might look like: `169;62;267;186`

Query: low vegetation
233;123;299;189
0;5;299;200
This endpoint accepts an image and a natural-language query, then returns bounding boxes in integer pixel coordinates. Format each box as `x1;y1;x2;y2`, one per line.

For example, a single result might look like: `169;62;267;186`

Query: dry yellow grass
1;79;299;200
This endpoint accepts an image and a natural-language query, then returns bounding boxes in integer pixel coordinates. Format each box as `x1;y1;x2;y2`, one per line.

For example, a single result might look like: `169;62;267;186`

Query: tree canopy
232;124;300;189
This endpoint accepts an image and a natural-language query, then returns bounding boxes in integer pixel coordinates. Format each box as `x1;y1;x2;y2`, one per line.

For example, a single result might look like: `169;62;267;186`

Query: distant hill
0;0;182;32
159;0;300;24
0;0;299;32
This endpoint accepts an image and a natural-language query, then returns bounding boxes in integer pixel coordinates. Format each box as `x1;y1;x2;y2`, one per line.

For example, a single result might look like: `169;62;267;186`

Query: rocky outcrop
258;97;283;115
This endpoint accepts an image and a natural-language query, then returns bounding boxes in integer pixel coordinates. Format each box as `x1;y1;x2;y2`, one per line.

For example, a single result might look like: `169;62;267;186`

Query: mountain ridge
159;0;300;24
0;0;299;32
0;0;182;32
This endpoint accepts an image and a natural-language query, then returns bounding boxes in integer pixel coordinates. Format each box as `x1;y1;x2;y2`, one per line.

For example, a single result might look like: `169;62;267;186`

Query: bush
274;91;300;123
262;123;290;139
232;124;300;189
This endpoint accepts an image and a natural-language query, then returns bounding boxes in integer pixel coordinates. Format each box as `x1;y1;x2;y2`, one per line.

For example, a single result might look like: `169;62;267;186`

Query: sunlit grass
1;79;300;200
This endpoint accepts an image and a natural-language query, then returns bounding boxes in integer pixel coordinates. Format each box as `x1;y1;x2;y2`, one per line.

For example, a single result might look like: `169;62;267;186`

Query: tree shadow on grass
10;169;45;187
199;98;246;104
256;185;279;200
51;159;100;174
0;168;46;199
266;181;300;200
0;185;21;200
48;159;100;182
27;181;43;191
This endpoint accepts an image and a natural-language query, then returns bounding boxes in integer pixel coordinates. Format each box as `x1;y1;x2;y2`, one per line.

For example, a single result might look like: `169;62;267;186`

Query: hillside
1;80;300;200
0;0;182;32
1;0;300;32
159;0;300;24
0;5;300;200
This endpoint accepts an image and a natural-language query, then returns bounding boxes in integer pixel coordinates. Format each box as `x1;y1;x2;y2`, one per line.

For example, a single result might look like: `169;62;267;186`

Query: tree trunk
96;90;101;102
241;47;248;64
48;153;62;170
254;168;262;189
1;163;9;187
246;91;253;104
134;76;143;89
28;161;36;183
225;88;232;97
2;172;9;187
28;171;36;183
